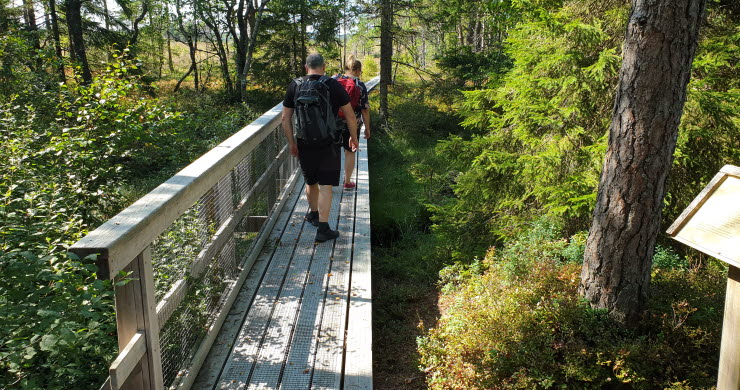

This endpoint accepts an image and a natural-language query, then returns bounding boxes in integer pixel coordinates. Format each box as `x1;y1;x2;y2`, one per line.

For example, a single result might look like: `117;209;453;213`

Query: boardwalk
193;135;373;390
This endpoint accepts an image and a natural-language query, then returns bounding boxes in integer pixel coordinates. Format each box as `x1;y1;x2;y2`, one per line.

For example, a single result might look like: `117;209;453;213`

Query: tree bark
175;0;199;90
227;0;269;101
379;0;393;125
167;30;175;73
23;0;42;70
48;0;66;81
65;0;92;84
579;0;706;324
200;5;232;94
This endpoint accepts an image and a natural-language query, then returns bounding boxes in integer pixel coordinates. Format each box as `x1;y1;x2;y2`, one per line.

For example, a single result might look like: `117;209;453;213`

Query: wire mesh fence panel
144;124;298;388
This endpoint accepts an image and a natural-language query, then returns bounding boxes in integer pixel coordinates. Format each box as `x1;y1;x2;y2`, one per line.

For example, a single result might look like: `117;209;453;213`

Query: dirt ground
372;279;440;390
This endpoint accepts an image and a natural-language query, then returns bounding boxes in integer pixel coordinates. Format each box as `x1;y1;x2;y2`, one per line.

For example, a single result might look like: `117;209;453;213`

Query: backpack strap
292;77;309;137
317;75;336;131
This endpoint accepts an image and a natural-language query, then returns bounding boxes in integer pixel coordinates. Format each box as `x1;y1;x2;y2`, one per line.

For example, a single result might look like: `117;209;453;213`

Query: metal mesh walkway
193;135;373;390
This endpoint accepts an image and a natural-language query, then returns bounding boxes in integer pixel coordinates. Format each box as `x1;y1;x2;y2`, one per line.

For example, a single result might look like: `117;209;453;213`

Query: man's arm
340;103;359;151
361;109;371;139
281;106;298;156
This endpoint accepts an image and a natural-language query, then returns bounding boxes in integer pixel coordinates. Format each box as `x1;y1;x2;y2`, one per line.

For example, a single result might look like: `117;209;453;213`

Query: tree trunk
167;30;174;73
579;0;706;324
129;2;149;46
23;0;42;70
49;0;65;81
233;0;269;102
379;0;393;125
65;0;92;84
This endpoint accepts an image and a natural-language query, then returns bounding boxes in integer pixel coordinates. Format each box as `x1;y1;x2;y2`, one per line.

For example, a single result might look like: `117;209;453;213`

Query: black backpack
293;75;340;146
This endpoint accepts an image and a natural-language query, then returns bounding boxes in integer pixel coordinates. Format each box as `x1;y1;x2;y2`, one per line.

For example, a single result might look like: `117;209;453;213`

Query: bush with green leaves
0;57;183;389
419;223;725;389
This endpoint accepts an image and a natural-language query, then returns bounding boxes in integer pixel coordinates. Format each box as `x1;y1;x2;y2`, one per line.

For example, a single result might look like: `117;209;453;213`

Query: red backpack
336;75;360;119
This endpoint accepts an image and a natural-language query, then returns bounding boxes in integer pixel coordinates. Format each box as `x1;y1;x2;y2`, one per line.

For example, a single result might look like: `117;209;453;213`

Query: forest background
0;0;738;388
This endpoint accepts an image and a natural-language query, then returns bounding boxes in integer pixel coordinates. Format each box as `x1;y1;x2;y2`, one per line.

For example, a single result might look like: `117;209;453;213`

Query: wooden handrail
70;103;283;280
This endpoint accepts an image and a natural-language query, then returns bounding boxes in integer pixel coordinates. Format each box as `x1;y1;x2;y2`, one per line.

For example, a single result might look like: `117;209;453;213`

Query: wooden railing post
111;247;163;390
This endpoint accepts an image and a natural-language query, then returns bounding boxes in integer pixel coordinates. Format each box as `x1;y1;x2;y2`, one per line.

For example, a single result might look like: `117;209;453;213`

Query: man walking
281;53;359;242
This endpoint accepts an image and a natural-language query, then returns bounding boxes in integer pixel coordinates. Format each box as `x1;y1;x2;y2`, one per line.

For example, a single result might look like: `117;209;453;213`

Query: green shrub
0;57;182;388
653;245;689;270
0;251;118;389
419;226;724;389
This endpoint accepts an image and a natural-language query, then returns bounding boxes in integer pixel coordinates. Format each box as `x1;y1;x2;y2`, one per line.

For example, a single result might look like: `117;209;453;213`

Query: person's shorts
297;139;341;186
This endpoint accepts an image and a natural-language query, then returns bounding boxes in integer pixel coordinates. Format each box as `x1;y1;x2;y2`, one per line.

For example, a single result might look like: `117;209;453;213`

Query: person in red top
281;53;359;242
334;56;371;189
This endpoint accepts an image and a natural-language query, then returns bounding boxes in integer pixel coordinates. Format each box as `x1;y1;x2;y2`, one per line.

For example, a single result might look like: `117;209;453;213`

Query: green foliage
430;2;627;259
436;46;512;86
652;245;688;270
0;252;118;389
419;224;724;389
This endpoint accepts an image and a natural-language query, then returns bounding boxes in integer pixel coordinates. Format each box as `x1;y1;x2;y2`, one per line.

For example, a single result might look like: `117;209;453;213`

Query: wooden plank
139;247;165;389
666;171;727;236
70;105;284;279
215;197;313;389
309;156;357;390
718;265;740;389
279;180;350;389
721;164;740;177
187;174;304;390
110;247;163;390
110;332;146;389
343;135;373;390
156;279;187;328
247;178;345;390
666;165;740;236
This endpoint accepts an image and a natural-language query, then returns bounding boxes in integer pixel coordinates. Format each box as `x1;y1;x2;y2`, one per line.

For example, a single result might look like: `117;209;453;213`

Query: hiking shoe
343;182;357;189
316;223;340;242
305;210;319;227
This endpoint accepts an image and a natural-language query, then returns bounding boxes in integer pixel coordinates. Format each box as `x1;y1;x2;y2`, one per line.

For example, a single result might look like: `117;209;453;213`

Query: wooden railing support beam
111;247;163;390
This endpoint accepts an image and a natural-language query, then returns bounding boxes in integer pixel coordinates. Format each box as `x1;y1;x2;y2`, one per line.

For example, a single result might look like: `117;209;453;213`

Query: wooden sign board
667;164;740;268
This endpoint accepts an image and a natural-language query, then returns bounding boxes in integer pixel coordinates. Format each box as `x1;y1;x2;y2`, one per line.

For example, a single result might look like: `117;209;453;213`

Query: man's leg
315;184;339;242
304;183;320;226
343;149;355;185
318;184;333;222
306;183;319;212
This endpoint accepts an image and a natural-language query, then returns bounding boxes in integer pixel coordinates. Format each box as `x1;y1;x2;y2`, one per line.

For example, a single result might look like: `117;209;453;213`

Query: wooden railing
71;76;380;390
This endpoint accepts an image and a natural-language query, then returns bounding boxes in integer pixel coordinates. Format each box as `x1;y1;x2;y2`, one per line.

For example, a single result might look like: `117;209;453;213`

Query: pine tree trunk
579;0;706;324
49;0;65;81
65;0;92;84
379;0;393;124
23;0;42;70
167;30;174;73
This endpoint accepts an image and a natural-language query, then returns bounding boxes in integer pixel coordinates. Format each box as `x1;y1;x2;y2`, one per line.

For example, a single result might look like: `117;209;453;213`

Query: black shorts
340;123;357;153
297;139;341;186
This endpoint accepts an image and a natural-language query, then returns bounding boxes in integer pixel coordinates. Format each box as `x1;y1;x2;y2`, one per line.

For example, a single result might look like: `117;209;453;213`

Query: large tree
378;0;392;124
579;0;707;324
65;0;92;83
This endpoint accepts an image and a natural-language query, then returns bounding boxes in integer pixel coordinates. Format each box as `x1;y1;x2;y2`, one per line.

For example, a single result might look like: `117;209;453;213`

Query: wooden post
718;265;740;389
112;247;164;390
